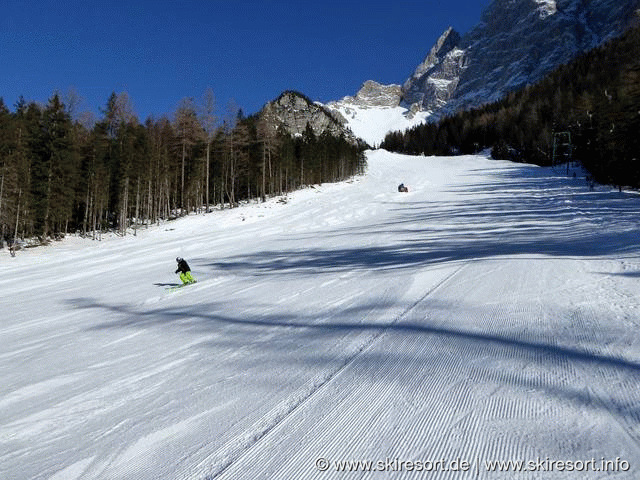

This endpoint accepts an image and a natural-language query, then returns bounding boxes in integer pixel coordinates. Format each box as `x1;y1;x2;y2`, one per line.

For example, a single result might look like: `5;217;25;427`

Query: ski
166;280;197;292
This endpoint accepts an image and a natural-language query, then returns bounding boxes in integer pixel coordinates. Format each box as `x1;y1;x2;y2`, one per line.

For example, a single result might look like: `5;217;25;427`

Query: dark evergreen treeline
382;25;640;189
0;91;365;247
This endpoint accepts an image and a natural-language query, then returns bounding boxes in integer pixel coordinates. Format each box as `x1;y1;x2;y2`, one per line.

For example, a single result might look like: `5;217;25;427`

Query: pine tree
38;94;77;237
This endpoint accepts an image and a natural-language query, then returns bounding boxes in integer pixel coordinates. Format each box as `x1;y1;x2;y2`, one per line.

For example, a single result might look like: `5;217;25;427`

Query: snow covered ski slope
2;150;640;479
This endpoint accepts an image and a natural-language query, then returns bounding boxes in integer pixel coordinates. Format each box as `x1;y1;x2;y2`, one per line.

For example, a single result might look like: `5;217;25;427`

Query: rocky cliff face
401;27;463;111
336;0;639;116
260;91;356;141
334;80;403;108
322;0;639;144
432;0;640;114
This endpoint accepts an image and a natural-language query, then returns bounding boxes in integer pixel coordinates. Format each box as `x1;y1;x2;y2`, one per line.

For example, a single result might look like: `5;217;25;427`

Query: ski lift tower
552;131;573;175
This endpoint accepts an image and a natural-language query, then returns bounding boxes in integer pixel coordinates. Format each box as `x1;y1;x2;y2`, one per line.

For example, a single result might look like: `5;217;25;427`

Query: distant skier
398;183;409;193
175;257;196;285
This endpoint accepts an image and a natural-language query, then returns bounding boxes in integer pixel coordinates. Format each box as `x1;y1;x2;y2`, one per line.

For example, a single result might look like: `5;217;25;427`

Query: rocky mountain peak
442;0;640;115
260;91;357;142
400;27;463;111
321;0;639;145
404;27;461;83
332;80;402;109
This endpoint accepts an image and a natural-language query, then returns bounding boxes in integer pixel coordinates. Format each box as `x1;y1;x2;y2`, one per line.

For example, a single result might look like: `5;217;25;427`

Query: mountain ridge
323;0;640;144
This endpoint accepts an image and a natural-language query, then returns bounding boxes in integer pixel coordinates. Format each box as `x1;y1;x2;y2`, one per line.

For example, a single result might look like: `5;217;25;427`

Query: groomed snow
2;150;640;479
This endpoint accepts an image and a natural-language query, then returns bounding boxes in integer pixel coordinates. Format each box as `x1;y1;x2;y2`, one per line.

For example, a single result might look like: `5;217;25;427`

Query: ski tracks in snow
210;257;640;480
201;264;468;479
4;151;640;479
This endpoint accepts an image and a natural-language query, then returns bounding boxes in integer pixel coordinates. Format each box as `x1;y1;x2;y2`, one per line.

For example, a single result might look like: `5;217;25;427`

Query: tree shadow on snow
69;294;640;424
198;167;640;277
69;165;640;427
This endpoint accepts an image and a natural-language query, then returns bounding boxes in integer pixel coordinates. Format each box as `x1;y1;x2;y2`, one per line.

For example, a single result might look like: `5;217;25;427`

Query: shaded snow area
3;150;640;479
331;105;431;147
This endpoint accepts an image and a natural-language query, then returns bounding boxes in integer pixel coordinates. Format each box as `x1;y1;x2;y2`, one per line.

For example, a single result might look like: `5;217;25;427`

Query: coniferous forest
0;92;366;247
382;25;640;190
4;25;639;250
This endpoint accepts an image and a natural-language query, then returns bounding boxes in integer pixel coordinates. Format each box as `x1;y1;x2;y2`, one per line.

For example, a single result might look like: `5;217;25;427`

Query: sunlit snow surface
2;150;640;479
330;105;432;147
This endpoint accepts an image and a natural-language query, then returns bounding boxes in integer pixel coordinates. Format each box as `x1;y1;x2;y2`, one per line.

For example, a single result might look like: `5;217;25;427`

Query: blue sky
1;0;491;121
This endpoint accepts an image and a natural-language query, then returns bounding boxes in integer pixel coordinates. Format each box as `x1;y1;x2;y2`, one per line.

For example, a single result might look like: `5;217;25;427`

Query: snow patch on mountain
324;80;431;146
329;103;431;147
534;0;557;19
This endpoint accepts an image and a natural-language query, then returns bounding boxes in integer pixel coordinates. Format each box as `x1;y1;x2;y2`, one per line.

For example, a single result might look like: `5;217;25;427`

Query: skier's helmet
176;257;183;262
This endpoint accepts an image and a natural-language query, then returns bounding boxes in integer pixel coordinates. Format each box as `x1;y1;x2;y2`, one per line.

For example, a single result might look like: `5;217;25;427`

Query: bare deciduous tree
200;88;217;213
